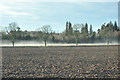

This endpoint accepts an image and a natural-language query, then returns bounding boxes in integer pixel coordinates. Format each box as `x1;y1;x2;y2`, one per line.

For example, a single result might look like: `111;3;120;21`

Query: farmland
2;46;119;78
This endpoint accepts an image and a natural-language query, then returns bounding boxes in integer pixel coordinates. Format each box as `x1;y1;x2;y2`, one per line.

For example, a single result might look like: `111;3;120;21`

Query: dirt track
2;46;119;78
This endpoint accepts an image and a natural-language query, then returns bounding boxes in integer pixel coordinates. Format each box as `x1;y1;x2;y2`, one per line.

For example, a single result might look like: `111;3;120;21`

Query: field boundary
1;44;119;48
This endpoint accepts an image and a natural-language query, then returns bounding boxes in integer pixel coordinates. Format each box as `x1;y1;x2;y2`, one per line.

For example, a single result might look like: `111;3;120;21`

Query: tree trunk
107;40;109;46
76;38;78;46
75;33;78;46
45;40;47;46
12;41;14;47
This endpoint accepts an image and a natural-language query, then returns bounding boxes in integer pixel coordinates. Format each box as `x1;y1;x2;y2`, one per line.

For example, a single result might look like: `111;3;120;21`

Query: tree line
1;21;119;47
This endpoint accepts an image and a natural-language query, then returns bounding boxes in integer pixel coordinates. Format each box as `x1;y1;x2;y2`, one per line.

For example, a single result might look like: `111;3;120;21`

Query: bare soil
2;46;119;78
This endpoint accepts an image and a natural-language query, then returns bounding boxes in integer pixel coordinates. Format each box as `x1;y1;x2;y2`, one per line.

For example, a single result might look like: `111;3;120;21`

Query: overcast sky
0;0;118;33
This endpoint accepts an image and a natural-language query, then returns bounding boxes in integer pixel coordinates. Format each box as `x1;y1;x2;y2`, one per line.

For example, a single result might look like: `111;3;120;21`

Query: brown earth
2;46;119;78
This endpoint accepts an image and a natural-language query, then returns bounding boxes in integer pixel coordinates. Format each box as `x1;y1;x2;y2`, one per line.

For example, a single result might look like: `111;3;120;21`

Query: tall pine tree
114;21;118;31
66;21;69;35
85;23;88;35
90;24;93;35
68;22;73;35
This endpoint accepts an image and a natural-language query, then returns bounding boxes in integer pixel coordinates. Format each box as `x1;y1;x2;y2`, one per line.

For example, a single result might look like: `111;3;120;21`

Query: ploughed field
2;46;119;78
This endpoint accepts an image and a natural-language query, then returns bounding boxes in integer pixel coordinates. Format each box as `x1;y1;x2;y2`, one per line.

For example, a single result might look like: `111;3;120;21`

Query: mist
0;40;118;47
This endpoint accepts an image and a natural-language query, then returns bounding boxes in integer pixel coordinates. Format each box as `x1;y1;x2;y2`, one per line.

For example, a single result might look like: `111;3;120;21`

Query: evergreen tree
68;22;73;35
85;23;88;35
81;23;88;41
97;29;100;34
101;23;106;30
91;32;96;39
66;21;69;35
52;36;55;43
106;23;110;28
114;21;118;31
90;24;93;35
91;31;96;42
81;27;85;34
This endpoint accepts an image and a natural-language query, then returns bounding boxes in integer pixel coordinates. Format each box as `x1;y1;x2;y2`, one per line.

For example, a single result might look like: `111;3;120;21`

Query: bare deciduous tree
38;25;52;46
5;22;19;47
73;24;81;46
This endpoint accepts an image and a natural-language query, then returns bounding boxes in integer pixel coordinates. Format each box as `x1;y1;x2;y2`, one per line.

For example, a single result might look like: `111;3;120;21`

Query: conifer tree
66;21;69;35
85;23;88;35
68;22;73;35
90;24;93;35
114;21;118;31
